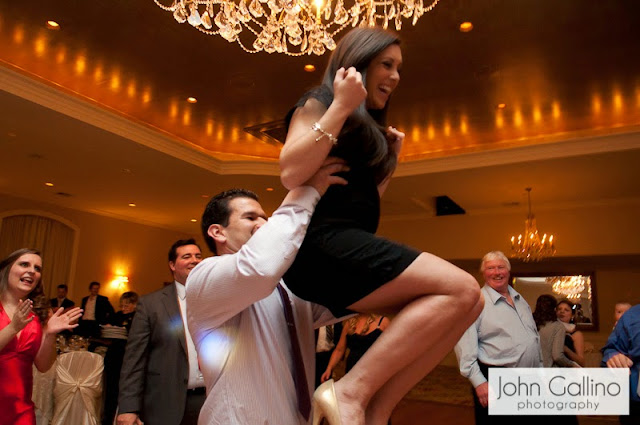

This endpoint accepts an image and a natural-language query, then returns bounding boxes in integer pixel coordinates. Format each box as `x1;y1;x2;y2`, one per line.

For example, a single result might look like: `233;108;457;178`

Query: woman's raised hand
44;306;83;335
385;126;405;156
333;67;367;114
10;299;34;332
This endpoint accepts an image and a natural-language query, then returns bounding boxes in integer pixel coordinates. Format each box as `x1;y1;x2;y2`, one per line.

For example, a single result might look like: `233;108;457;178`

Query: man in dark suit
50;284;75;311
78;281;114;337
117;239;205;425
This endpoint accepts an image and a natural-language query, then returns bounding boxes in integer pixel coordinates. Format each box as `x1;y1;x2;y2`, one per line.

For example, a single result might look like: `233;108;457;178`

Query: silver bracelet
311;122;338;146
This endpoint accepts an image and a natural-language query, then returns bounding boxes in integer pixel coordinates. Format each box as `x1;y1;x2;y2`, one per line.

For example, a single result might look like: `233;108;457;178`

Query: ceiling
0;0;639;234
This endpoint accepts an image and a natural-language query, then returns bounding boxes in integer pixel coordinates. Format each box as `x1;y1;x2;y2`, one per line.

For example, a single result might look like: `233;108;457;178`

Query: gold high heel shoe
312;379;343;425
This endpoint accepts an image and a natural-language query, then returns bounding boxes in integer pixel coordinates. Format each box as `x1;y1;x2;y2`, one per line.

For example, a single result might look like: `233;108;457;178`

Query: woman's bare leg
364;294;484;424
329;253;483;425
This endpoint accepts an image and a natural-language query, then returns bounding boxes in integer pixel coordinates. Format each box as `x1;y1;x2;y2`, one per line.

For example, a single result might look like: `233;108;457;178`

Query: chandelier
153;0;441;56
548;275;591;300
510;188;556;262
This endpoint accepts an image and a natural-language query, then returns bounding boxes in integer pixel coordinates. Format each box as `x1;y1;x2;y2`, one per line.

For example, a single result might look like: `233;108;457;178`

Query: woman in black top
280;28;484;425
321;314;389;382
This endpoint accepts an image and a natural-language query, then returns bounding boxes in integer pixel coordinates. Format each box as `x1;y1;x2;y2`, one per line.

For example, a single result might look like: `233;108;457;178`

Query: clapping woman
0;248;83;425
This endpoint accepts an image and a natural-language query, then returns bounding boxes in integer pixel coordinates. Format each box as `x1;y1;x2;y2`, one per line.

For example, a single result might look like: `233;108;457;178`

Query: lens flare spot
196;329;233;379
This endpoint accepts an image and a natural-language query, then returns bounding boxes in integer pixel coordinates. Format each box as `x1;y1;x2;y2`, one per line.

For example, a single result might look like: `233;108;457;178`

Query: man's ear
208;224;226;244
168;261;176;273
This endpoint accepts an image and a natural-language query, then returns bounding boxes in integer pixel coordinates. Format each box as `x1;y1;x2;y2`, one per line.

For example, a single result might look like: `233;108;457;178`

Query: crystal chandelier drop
548;275;591;300
510;188;556;262
153;0;441;56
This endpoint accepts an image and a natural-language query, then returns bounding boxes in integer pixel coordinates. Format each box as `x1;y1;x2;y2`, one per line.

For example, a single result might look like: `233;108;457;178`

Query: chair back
51;351;104;425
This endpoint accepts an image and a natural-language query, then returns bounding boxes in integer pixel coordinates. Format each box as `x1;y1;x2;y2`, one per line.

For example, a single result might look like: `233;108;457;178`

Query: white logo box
488;368;629;416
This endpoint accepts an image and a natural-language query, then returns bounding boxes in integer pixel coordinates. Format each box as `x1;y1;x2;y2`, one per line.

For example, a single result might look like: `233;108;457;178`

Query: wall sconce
111;275;129;291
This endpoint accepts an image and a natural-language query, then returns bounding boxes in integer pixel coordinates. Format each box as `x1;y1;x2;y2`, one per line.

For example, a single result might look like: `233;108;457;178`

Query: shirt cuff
469;369;488;388
281;186;321;211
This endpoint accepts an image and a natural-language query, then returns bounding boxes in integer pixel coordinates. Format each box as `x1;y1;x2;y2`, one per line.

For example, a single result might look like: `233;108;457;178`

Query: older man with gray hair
454;251;542;425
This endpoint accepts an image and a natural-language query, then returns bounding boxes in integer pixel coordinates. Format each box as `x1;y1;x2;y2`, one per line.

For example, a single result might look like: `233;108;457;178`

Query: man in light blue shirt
455;251;542;425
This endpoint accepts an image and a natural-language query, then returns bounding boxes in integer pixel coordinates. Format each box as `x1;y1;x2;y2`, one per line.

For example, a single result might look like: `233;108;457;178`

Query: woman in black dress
320;314;390;382
280;28;484;425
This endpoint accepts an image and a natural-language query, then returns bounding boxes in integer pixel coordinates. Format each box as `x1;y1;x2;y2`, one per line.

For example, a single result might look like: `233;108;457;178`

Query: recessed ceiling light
201;194;209;198
45;182;54;187
459;22;473;32
497;103;507;109
190;218;198;222
304;64;316;72
128;203;136;207
46;21;60;30
266;187;274;192
187;97;197;103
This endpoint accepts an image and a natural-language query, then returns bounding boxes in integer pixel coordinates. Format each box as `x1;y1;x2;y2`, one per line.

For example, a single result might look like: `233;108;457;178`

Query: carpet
405;365;474;407
334;363;473;408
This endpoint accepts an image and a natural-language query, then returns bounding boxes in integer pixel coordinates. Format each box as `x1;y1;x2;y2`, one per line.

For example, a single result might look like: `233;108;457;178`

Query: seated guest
78;281;114;338
50;284;75;311
106;292;138;331
102;291;138;425
556;299;585;367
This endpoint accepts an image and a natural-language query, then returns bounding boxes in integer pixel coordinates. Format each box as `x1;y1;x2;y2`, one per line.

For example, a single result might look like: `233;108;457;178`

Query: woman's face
365;44;402;110
556;302;573;323
8;253;42;297
121;300;137;314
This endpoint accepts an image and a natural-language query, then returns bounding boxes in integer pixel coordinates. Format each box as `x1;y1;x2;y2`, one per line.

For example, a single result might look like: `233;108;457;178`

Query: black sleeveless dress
346;328;383;372
282;87;420;317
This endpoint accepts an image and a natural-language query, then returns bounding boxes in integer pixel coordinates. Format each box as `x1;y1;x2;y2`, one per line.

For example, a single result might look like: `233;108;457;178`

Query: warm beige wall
378;202;640;368
379;201;640;259
0;193;204;309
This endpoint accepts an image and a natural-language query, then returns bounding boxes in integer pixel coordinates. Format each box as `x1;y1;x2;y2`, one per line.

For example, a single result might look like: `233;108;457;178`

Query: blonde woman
321;314;390;383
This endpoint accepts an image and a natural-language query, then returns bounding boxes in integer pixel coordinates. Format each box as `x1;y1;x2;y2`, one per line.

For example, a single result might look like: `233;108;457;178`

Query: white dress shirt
186;186;338;425
84;296;96;320
175;281;205;389
455;284;542;388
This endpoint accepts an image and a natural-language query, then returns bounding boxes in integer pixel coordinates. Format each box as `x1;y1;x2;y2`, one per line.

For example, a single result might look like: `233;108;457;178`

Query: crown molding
3;64;639;178
0;65;281;176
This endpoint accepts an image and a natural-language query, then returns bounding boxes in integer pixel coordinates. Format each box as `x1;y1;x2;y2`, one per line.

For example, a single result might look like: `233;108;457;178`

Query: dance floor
330;365;619;424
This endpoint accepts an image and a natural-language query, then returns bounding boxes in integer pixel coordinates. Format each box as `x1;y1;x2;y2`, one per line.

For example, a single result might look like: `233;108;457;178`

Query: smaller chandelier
153;0;441;56
548;275;591;300
510;188;556;262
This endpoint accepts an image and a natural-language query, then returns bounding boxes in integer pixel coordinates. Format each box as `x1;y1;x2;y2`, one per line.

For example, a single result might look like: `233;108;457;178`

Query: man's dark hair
57;284;68;290
201;189;259;255
89;281;100;289
168;238;200;263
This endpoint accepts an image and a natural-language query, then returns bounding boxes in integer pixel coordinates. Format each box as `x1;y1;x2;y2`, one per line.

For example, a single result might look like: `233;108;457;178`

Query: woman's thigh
347;252;478;314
